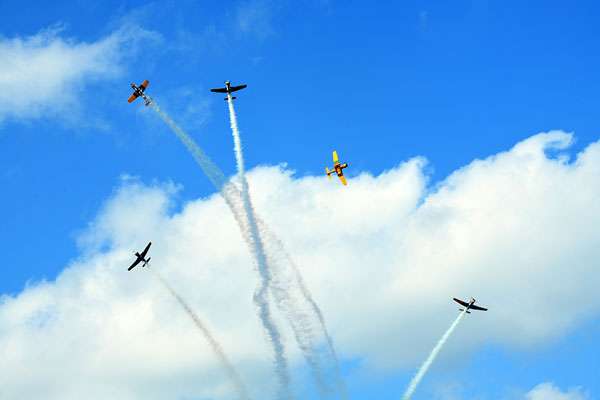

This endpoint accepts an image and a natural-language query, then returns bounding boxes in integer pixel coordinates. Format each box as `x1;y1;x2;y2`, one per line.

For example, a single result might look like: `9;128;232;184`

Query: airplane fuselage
130;84;151;106
334;163;348;176
463;299;476;313
135;255;150;267
131;83;142;94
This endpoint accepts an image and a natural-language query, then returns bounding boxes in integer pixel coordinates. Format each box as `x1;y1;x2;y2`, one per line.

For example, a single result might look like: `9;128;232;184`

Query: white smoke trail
150;100;294;400
151;102;228;188
266;229;348;400
227;94;328;392
227;94;246;178
149;268;251;400
226;95;346;399
225;94;296;400
255;219;348;399
401;310;468;400
152;97;346;399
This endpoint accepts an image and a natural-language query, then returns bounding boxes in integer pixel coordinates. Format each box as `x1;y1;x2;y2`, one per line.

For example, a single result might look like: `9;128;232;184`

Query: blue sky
1;1;599;399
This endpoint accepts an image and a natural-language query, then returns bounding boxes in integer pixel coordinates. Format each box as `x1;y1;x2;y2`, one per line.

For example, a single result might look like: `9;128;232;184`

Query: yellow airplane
325;150;349;186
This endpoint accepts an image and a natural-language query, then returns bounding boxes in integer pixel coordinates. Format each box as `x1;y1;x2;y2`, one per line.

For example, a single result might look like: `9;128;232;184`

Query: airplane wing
338;174;348;186
140;80;149;91
453;298;470;308
229;84;247;92
128;93;139;103
139;242;152;258
210;88;228;93
333;151;339;163
128;258;142;271
470;304;488;311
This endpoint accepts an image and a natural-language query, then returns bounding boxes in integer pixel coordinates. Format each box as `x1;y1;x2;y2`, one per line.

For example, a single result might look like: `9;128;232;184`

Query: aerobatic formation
125;78;489;400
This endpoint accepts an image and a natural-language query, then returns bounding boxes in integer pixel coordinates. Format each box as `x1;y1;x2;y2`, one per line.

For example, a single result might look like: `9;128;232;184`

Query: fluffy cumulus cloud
0;24;159;123
0;131;599;399
526;382;587;400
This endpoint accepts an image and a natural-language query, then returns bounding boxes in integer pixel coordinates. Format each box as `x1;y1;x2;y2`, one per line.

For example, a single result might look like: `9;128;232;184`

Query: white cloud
0;131;599;398
526;382;587;400
432;381;588;400
0;24;159;123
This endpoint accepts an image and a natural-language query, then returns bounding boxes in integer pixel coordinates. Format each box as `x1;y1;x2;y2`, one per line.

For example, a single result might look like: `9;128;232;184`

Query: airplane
128;80;152;106
453;297;488;314
210;81;247;100
128;242;152;271
325;150;349;186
